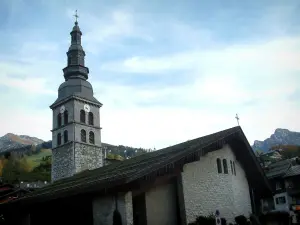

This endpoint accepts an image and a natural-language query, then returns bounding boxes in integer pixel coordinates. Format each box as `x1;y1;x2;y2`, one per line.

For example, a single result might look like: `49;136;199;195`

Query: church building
0;18;272;225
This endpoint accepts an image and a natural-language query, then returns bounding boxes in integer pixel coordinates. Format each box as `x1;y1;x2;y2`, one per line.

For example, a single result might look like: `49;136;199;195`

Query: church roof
284;165;300;178
4;126;272;207
265;159;292;179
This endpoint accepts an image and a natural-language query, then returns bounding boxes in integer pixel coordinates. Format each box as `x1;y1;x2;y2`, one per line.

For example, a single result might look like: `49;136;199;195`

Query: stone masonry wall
51;142;74;182
181;144;252;224
74;143;102;173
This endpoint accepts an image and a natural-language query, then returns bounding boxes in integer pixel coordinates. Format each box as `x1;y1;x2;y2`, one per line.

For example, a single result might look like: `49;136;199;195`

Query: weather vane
235;113;240;126
74;10;79;22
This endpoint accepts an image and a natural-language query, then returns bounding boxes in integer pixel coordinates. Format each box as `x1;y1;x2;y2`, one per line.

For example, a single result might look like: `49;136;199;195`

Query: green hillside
26;149;52;168
0;142;149;184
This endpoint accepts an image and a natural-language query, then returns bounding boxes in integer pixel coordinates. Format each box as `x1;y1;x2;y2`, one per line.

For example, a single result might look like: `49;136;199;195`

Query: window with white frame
275;196;286;205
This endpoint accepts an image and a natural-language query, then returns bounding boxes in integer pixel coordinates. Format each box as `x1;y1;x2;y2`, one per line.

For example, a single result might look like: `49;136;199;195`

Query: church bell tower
50;14;103;182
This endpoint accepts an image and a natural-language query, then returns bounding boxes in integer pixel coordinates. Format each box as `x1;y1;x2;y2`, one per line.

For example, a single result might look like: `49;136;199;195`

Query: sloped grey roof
284;165;300;178
1;126;271;206
265;159;292;178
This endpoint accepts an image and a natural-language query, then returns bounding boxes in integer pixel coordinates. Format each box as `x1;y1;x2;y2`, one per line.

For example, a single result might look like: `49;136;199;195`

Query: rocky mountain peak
252;128;300;152
0;133;45;153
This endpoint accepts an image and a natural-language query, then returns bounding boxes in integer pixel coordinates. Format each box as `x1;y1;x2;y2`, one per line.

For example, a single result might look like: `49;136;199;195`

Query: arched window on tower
57;114;62;127
223;159;228;174
89;131;95;144
217;158;222;173
80;110;86;123
64;110;68;125
88;112;94;125
57;133;61;146
81;129;86;142
64;130;68;143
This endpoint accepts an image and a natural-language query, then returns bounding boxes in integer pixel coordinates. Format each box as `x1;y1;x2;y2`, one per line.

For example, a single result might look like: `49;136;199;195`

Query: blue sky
0;0;299;149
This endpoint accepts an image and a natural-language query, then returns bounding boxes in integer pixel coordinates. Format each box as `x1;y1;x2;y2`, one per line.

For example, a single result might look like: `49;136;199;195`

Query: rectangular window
233;161;236;175
217;158;222;173
276;196;286;205
223;159;228;174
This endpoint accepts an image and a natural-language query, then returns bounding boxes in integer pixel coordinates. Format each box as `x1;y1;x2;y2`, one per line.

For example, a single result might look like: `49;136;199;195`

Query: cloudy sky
0;0;299;149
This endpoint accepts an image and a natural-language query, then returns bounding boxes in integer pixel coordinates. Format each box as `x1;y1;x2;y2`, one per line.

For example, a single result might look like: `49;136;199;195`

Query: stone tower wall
51;142;75;181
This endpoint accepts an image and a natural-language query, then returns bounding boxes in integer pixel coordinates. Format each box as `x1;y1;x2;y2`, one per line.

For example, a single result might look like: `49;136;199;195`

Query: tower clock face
60;105;65;114
84;104;90;112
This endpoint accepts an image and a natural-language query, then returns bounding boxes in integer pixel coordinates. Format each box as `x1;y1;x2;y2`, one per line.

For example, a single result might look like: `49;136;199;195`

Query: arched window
57;114;62;127
57;133;61;146
81;129;86;142
88;112;94;125
89;131;95;144
80;110;86;123
233;161;236;175
223;159;228;174
230;160;234;175
217;158;222;173
64;111;68;125
64;130;68;143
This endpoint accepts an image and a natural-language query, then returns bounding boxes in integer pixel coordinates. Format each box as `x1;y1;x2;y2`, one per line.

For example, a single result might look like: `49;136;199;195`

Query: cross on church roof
235;113;240;126
74;10;79;22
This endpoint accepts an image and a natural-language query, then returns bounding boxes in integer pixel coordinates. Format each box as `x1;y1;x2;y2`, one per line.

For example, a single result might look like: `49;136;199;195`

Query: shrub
259;211;289;224
235;215;248;225
249;214;261;225
221;218;227;225
191;215;215;225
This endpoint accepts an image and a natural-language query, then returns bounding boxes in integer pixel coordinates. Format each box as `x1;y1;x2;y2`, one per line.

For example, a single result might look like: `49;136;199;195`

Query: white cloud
0;107;52;142
100;36;300;107
102;36;300;74
65;8;153;55
0;58;61;95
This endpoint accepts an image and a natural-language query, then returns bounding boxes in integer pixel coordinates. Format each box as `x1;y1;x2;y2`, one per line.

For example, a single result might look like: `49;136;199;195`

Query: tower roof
63;12;89;81
50;11;102;108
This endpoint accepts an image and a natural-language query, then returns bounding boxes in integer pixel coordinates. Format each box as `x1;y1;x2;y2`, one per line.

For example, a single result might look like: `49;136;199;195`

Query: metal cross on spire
74;10;79;23
235;113;240;126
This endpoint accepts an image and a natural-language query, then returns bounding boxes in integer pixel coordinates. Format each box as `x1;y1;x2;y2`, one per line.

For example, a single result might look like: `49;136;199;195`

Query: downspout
73;101;76;175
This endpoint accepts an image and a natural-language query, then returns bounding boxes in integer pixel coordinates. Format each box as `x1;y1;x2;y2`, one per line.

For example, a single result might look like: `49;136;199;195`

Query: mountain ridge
252;128;300;152
0;133;150;159
0;133;44;153
1;128;300;156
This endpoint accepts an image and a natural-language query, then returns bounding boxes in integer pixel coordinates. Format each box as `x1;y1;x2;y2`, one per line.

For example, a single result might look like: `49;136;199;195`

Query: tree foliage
1;153;51;184
0;141;151;184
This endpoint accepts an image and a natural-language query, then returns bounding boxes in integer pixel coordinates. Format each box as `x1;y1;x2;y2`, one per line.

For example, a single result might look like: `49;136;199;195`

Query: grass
26;148;52;168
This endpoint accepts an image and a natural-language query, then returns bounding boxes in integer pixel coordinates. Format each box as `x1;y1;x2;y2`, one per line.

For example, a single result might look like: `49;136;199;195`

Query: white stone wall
181;144;252;224
273;192;290;212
